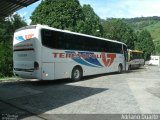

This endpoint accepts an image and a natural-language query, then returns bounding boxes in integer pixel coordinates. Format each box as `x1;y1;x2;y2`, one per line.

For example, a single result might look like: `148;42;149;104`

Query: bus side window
42;29;54;48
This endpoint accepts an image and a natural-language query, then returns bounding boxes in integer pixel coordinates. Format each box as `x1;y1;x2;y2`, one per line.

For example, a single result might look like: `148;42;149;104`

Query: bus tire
128;65;131;70
118;64;123;73
71;66;83;81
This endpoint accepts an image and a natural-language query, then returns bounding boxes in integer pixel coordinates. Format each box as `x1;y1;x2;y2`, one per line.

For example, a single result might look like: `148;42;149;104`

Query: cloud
79;0;160;19
26;19;32;25
120;0;160;18
16;0;42;25
18;12;28;18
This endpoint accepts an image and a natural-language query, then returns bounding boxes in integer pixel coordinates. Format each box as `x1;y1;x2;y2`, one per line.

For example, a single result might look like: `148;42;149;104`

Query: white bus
13;24;128;81
128;50;144;69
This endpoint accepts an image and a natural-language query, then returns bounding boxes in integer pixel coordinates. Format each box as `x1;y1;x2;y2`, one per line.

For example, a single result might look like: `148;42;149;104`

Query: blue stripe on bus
78;52;103;67
15;36;25;41
65;51;98;67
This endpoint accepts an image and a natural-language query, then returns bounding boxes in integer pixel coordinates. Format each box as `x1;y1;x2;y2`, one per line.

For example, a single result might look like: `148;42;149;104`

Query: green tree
155;42;160;55
31;0;85;32
0;44;13;77
102;19;136;49
0;14;26;44
136;30;155;60
0;14;27;77
31;0;104;37
81;4;103;37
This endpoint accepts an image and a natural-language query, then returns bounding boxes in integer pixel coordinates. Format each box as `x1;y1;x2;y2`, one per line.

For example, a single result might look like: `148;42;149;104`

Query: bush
0;44;13;77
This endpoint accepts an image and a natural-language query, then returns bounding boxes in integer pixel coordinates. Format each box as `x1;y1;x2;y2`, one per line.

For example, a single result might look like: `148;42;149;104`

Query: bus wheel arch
118;64;123;73
71;65;83;81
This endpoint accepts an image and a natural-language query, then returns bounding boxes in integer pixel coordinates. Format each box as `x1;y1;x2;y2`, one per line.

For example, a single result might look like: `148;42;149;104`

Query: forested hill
123;16;160;54
123;16;160;30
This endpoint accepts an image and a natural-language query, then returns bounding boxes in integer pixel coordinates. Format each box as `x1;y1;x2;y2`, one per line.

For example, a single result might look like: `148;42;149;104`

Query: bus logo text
53;52;116;67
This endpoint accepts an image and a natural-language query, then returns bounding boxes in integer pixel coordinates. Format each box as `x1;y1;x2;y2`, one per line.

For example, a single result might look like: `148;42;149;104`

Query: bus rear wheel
128;65;131;70
71;66;82;81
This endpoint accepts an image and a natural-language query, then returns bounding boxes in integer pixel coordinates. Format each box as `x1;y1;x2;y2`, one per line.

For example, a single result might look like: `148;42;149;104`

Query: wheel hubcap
74;69;80;79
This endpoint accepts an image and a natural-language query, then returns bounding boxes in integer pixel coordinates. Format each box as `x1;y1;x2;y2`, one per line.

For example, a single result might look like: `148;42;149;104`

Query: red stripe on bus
13;48;34;51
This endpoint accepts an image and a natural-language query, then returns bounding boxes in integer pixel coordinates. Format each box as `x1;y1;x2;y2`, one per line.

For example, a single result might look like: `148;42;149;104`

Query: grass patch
0;76;20;81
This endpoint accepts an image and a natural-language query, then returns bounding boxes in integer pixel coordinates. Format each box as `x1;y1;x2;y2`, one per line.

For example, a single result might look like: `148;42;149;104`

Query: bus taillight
34;61;39;70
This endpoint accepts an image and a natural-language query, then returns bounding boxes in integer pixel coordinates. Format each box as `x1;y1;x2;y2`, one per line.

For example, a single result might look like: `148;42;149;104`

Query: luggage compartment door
42;63;54;80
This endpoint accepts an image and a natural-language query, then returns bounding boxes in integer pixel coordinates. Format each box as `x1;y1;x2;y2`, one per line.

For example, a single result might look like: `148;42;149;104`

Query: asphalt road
0;66;160;120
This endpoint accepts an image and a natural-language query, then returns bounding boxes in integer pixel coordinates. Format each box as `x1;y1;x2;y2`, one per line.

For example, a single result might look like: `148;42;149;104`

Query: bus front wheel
128;65;131;70
71;66;82;81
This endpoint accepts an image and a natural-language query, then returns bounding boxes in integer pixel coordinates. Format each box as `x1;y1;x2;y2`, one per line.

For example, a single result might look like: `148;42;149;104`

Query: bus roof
15;24;126;45
129;49;143;53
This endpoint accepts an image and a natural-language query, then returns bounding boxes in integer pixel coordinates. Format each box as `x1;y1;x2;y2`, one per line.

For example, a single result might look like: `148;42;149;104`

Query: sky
16;0;160;24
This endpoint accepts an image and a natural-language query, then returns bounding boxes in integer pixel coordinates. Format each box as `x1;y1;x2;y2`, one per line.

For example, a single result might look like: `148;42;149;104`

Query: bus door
123;45;128;71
